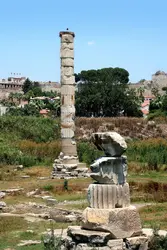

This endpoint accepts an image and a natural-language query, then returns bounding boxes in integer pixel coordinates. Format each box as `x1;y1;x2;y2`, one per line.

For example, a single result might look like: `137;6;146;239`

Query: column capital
59;31;75;37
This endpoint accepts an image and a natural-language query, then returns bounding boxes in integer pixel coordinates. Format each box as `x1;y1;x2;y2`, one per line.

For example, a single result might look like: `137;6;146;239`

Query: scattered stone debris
26;189;40;197
17;165;24;170
0;201;6;208
46;198;58;206
52;156;90;179
37;177;49;180
41;195;53;200
0;192;6;199
17;240;41;247
21;175;30;179
56;131;148;249
1;188;24;195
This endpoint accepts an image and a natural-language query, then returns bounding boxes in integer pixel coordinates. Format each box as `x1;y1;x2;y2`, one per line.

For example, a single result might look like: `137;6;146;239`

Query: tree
22;78;33;94
75;67;142;117
151;87;160;98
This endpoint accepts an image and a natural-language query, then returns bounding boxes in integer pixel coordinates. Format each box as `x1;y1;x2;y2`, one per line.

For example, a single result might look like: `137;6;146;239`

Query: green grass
62;201;88;211
55;192;86;202
0;217;78;249
139;203;167;230
128;171;167;183
16;245;43;250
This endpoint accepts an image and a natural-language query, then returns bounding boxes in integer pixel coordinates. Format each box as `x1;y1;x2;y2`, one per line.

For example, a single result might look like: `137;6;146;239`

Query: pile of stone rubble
58;132;148;250
52;154;89;179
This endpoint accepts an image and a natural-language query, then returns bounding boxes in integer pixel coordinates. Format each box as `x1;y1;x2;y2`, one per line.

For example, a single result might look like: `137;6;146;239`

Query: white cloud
87;41;95;46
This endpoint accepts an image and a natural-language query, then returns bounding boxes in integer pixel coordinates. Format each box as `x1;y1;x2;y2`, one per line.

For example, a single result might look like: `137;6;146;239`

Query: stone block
0;192;5;199
107;239;123;250
65;164;78;171
88;183;130;209
82;206;142;239
0;201;6;208
61;85;75;95
67;226;112;244
61;34;74;43
61;128;74;138
61;122;75;130
61;66;74;77
61;42;74;50
61;139;78;156
61;58;74;67
126;236;148;250
77;163;87;168
61;105;75;122
61;95;75;106
76;245;110;250
46;198;58;206
61;48;74;58
91;132;127;157
90;156;127;184
61;75;75;85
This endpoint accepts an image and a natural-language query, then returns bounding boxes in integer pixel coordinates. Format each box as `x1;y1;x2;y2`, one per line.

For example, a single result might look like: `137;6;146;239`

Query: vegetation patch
139;203;167;230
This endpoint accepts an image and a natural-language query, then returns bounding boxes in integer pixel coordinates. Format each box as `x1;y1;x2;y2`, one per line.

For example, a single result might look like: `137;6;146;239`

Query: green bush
43;185;54;191
77;141;103;166
147;110;166;120
127;138;167;169
0;144;37;167
148;227;167;250
0;116;60;142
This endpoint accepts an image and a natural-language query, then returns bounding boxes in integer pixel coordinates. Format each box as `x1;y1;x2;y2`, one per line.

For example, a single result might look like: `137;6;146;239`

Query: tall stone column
60;31;78;163
52;31;88;179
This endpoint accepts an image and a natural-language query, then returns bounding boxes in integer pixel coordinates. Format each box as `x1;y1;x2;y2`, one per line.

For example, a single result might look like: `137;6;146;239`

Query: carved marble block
90;156;127;184
88;183;130;209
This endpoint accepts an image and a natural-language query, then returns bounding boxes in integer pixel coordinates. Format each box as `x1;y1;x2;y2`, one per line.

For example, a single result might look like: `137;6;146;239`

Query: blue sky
0;0;167;83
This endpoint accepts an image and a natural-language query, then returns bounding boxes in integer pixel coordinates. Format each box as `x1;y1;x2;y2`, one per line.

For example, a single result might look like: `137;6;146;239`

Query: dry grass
130;180;167;203
75;117;163;140
23;166;52;177
18;140;61;160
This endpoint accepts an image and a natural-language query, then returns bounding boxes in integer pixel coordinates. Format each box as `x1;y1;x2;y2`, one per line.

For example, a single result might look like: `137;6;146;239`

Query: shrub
77;141;103;166
147;110;166;121
43;185;54;191
63;179;69;191
127;138;167;169
42;228;63;250
18;140;61;162
148;227;167;250
0;144;37;167
0;116;60;142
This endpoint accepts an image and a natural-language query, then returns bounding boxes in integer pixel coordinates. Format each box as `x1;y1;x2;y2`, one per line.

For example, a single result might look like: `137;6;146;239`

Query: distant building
39;81;60;93
0;75;25;100
141;95;155;117
0;75;60;100
130;70;167;96
0;105;8;116
39;109;50;117
0;76;25;89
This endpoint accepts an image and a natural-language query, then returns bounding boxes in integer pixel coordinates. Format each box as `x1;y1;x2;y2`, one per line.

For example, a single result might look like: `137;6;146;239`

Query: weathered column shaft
59;31;77;157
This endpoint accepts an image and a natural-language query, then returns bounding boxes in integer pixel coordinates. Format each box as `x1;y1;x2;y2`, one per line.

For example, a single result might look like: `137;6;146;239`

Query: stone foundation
57;226;148;249
52;154;89;179
82;206;142;239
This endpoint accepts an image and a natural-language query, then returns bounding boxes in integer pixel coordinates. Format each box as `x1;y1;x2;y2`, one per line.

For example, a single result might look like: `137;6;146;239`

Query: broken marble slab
91;132;127;157
90;156;127;184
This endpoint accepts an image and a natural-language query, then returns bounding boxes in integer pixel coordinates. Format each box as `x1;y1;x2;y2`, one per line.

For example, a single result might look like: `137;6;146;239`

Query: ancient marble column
52;31;88;178
59;31;78;162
